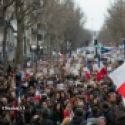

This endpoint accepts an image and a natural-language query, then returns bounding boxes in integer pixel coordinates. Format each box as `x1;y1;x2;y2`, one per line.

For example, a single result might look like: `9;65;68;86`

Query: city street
0;0;125;125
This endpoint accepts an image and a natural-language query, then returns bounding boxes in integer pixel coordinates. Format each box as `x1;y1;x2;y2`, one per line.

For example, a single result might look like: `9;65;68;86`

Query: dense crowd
0;56;125;125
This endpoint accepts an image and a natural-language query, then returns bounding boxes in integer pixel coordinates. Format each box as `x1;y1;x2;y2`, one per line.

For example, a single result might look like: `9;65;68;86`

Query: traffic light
94;40;98;58
94;39;98;47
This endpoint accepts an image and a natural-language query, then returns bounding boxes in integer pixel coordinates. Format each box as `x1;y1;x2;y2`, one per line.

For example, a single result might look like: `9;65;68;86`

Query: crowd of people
0;54;125;125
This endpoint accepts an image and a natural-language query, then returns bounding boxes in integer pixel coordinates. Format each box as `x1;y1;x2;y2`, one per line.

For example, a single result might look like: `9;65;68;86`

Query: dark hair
42;108;51;119
74;108;83;117
102;102;109;110
90;123;98;125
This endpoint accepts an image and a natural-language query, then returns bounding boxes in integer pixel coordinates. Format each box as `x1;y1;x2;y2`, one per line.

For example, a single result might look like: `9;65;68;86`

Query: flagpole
124;40;125;61
98;42;101;69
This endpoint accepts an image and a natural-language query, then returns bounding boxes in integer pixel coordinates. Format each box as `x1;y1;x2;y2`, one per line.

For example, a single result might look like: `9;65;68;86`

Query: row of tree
0;0;92;66
0;0;42;66
40;0;92;52
98;0;125;46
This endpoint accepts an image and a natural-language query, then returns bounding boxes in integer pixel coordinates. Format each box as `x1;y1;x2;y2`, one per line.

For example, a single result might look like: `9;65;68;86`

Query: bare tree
14;0;44;65
0;0;14;71
99;0;125;46
39;0;91;53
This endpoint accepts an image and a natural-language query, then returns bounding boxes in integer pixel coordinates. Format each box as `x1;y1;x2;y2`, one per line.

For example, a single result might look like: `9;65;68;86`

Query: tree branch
23;5;33;15
25;23;34;30
4;0;15;9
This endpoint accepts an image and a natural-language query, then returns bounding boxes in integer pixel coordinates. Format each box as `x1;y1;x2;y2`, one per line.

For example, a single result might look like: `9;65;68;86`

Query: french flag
34;89;41;102
109;63;125;98
24;72;30;81
83;66;91;80
96;62;107;81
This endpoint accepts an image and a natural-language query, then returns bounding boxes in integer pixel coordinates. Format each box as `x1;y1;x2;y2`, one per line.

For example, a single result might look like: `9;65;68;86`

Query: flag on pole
83;66;91;80
96;62;107;81
109;63;125;97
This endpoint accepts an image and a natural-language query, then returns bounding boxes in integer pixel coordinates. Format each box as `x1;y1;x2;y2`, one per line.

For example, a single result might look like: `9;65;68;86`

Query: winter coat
53;111;62;125
70;116;86;125
41;108;54;125
41;119;54;125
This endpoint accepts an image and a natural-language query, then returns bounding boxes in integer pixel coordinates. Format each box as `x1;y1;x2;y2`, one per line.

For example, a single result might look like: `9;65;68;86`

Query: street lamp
67;41;71;50
13;32;17;37
31;45;37;62
31;45;37;50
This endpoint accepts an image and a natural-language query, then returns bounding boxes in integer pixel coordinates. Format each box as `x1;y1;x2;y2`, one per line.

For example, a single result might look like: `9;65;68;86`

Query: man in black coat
70;108;86;125
41;108;54;125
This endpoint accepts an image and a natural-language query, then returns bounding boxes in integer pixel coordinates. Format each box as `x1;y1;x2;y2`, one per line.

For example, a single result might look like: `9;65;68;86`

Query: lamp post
67;41;71;57
94;39;98;58
31;45;37;62
124;40;125;60
13;32;17;65
94;39;101;67
36;33;40;72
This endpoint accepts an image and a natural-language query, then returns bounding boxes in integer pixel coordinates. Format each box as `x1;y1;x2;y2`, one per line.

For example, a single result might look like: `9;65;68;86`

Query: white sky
74;0;114;31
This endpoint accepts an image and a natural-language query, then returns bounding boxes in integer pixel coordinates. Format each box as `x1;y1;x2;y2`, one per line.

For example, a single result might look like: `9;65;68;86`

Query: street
0;0;125;125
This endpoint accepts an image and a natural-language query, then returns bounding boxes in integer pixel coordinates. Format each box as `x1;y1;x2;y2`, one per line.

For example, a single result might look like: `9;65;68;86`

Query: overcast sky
74;0;114;31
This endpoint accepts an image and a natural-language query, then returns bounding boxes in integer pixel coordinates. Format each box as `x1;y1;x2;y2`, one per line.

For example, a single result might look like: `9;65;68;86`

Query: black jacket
41;108;54;125
41;119;54;125
70;116;86;125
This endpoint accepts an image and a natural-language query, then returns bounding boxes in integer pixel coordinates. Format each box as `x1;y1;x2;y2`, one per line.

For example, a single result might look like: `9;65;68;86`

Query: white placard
49;68;55;76
57;84;65;90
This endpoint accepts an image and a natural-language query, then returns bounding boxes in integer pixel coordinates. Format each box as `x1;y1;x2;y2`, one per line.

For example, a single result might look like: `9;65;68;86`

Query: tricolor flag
96;62;107;81
34;89;41;102
109;63;125;98
59;52;64;62
83;66;91;80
